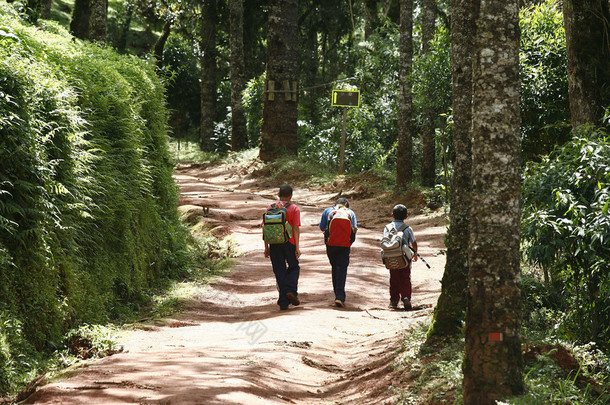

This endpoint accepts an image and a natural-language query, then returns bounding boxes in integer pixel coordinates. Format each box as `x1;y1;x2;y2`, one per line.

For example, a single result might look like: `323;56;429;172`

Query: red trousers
389;264;411;303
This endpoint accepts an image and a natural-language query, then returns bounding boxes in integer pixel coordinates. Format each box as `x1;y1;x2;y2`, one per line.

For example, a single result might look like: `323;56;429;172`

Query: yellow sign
332;90;360;107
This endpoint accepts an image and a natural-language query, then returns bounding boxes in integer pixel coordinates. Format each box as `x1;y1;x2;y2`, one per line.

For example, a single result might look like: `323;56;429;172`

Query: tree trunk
229;0;248;151
259;0;299;162
116;0;134;54
70;0;90;40
421;0;436;187
41;0;52;19
300;23;320;124
200;0;218;151
88;0;107;42
462;0;524;402
154;21;172;70
364;0;379;39
26;0;41;22
427;0;474;337
396;0;414;188
562;0;610;127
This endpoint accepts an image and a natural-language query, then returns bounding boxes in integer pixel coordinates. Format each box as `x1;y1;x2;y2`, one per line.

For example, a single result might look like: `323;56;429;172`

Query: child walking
263;184;302;310
382;204;418;310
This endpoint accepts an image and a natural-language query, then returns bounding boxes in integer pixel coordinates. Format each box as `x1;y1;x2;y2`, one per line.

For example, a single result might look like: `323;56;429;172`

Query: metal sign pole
340;109;347;174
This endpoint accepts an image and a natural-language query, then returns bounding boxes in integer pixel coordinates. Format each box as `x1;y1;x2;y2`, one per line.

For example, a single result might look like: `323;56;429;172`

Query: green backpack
262;203;293;244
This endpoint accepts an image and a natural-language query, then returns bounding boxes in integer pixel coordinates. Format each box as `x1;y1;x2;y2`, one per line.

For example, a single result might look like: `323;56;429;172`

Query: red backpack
325;206;355;247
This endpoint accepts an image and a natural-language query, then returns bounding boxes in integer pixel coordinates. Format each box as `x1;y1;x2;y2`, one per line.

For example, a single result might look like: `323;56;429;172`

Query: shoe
390;301;398;309
280;306;289;310
403;298;412;311
286;292;300;306
334;299;345;308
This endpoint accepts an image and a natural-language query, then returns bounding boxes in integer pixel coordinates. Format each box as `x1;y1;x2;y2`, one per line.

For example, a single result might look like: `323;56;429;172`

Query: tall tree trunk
421;0;436;187
88;0;107;42
427;0;474;337
364;0;379;39
154;21;172;70
41;0;52;19
70;0;90;39
301;24;320;124
462;0;523;402
116;0;134;54
26;0;41;22
259;0;299;162
200;0;218;151
562;0;610;127
229;0;248;151
396;0;414;188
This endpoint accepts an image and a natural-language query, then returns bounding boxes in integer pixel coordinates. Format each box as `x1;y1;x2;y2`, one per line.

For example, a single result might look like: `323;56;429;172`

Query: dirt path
26;164;447;404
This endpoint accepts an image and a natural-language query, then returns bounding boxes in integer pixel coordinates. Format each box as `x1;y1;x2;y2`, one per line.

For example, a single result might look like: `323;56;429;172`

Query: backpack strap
273;202;291;209
387;222;407;232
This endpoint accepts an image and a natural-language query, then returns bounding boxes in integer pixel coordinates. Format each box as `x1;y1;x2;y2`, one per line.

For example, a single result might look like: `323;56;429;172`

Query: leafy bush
522;126;610;349
520;0;571;160
163;34;202;142
0;4;191;393
243;73;265;147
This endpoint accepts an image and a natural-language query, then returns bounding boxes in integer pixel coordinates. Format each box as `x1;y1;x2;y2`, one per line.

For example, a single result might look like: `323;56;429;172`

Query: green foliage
298;24;399;173
393;316;610;404
520;0;571;160
0;4;191;394
296;21;451;177
242;73;265;147
516;271;610;405
65;324;121;356
393;320;464;404
522;127;610;348
412;25;452;132
0;311;37;395
163;34;202;141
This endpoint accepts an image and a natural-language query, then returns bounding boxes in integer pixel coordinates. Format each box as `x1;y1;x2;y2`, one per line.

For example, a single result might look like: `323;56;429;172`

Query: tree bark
116;0;134;54
364;0;379;39
463;0;524;402
154;20;172;70
421;0;436;187
41;0;52;19
259;0;299;162
562;0;610;127
427;0;474;337
25;0;41;22
88;0;107;42
70;0;90;40
396;0;414;188
229;0;249;151
200;0;218;151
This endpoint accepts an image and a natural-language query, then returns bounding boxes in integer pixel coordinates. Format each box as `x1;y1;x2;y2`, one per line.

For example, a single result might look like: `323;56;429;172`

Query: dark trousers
325;245;351;302
269;242;300;307
389;263;412;303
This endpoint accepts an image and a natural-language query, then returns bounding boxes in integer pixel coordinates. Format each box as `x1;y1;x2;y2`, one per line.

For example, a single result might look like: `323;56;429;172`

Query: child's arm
293;225;301;258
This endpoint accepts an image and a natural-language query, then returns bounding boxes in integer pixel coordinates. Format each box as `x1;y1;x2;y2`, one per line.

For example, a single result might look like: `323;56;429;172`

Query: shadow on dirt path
25;164;447;404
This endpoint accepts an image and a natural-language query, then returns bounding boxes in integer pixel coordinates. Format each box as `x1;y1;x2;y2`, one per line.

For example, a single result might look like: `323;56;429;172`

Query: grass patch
390;316;610;405
391;318;463;404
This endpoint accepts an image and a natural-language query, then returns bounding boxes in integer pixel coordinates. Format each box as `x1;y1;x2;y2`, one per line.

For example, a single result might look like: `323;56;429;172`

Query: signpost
331;90;360;174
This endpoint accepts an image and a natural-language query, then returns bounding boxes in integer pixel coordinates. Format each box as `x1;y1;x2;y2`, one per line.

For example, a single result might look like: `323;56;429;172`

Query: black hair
393;204;408;220
279;184;293;198
335;197;349;208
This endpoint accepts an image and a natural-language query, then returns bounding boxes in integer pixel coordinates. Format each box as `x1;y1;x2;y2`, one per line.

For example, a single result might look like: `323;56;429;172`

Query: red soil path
25;163;447;404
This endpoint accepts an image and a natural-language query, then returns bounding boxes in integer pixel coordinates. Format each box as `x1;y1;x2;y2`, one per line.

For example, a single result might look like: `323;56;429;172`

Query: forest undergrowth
2;144;609;403
170;146;610;404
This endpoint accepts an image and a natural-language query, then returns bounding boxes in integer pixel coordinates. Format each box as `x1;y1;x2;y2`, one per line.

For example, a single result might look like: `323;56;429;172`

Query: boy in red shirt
263;184;301;310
